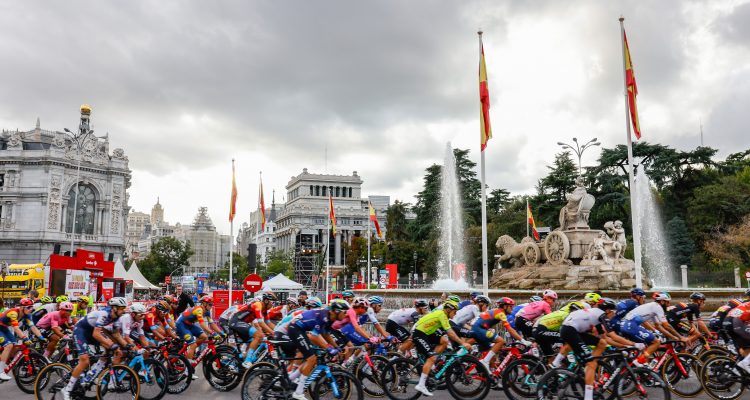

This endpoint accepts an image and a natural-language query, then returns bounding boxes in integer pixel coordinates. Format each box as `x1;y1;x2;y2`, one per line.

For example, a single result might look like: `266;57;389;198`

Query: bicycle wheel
536;368;584;400
311;369;363;400
164;353;192;394
13;350;49;394
700;355;746;400
241;368;289;400
132;358;168;400
698;348;734;364
661;352;703;397
501;357;548;400
34;363;72;400
354;355;389;397
205;349;242;391
616;367;670;400
380;357;422;400
445;355;490;400
95;364;140;400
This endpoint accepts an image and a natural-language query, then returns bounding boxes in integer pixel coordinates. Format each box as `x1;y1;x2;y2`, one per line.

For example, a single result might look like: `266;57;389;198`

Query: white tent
261;274;303;291
126;261;160;290
113;258;128;279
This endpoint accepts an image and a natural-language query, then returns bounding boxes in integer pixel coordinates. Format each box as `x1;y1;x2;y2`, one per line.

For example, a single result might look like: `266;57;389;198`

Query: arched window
309;185;314;196
349;187;353;197
65;184;96;234
315;185;320;196
335;186;340;197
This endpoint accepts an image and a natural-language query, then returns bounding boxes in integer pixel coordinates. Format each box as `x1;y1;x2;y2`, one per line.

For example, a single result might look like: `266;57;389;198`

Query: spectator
175;285;194;315
28;290;40;302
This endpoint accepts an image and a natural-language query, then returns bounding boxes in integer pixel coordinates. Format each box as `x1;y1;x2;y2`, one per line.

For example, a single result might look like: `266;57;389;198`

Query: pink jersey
517;300;551;321
37;311;71;330
331;308;362;330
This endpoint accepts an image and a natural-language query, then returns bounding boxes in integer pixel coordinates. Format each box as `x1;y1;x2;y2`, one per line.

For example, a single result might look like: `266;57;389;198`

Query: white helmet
108;297;128;307
542;290;558;300
352;297;370;308
129;303;147;314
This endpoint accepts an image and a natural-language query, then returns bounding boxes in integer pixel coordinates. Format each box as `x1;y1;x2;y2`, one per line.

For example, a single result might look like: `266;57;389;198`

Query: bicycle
154;339;193;394
700;355;750;400
0;338;49;394
124;347;168;400
649;340;703;397
350;341;391;397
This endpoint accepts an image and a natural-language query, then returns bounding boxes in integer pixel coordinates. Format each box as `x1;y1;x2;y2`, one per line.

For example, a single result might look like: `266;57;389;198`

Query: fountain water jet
435;143;467;288
635;166;674;287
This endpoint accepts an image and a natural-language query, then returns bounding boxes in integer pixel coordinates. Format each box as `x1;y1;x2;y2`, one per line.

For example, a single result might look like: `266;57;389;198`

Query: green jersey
415;309;452;335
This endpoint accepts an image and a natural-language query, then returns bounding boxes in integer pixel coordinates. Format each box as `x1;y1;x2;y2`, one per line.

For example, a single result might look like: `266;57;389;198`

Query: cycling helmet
58;301;74;311
443;300;460;310
566;302;585;312
77;295;91;304
729;299;743;308
598;298;617;311
155;300;170;313
307;297;323;308
352;297;370;308
19;298;34;306
40;295;53;304
286;297;298;305
56;295;69;303
108;297;128;307
414;299;429;308
262;292;277;301
329;299;350;312
130;303;147;314
630;288;646;297
497;297;516;306
447;295;461;303
368;296;384;305
542;290;558;300
200;295;214;304
652;292;671;301
470;291;482;299
474;295;491;305
584;292;602;304
689;292;706;301
342;290;355;298
529;295;543;302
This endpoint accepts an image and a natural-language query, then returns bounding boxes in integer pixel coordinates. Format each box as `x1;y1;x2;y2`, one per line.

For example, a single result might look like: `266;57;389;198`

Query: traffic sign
745;271;750;279
243;274;263;292
164;276;171;284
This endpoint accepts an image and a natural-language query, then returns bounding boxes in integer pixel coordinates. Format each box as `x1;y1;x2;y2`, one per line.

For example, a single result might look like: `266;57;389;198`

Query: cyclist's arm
446;328;471;350
110;330;129;347
696;319;712;337
51;325;66;337
657;321;682;341
93;326;116;349
374;323;388;337
504;322;523;341
255;320;274;335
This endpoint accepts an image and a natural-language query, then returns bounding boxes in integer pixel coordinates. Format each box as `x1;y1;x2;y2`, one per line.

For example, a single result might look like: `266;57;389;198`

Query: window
322;186;327;196
335;187;340;197
309;185;313;196
0;174;4;187
349;187;353;197
65;184;96;234
315;185;320;196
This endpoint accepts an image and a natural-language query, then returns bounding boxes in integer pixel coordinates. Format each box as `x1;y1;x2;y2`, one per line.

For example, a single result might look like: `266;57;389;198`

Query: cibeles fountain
490;176;651;290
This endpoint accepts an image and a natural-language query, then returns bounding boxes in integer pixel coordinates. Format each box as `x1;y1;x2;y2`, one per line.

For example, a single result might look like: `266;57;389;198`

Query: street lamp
556;137;601;175
63;105;96;255
412;251;418;288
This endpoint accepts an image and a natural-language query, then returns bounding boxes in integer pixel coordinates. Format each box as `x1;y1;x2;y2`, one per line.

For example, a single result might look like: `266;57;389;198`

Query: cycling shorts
385;320;411;342
729;317;750;349
228;321;256;343
514;316;534;338
560;325;600;362
176;322;204;345
468;326;497;350
72;324;98;354
0;326;17;345
340;324;368;346
412;330;441;357
532;325;561;356
619;319;656;345
286;325;315;358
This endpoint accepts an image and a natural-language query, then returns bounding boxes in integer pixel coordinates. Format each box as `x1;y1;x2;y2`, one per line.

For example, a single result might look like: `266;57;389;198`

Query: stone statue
558;176;596;230
588;232;613;263
495;235;534;268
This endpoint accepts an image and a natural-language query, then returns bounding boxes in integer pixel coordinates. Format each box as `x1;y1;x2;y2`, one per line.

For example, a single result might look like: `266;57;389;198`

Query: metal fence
686;269;738;288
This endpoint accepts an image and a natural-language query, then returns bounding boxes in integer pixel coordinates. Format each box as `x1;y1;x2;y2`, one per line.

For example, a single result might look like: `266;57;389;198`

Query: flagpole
325;206;331;302
367;216;371;289
478;31;489;295
526;199;530;238
229;159;235;308
619;17;643;288
256;171;262;274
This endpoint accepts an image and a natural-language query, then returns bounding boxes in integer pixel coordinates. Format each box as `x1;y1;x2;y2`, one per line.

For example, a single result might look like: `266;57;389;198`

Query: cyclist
143;300;176;341
175;295;216;361
514;290;557;338
0;298;43;381
609;288;646;333
533;300;588;365
386;298;429;356
297;290;308;307
723;300;750;373
619;292;687;366
32;294;67;324
70;295;91;323
286;300;350;400
666;291;713;342
231;292;276;367
473;297;529;368
412;300;472;396
36;301;74;358
560;298;641;400
341;290;355;305
35;295;53;311
120;303;152;349
710;298;744;341
458;292;481;309
508;295;542;329
62;297;128;400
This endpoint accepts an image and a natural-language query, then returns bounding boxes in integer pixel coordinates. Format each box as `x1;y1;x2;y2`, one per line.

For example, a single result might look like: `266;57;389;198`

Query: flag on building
258;178;266;232
329;194;337;236
479;35;492;151
369;201;382;238
229;160;237;222
527;202;539;241
623;30;641;139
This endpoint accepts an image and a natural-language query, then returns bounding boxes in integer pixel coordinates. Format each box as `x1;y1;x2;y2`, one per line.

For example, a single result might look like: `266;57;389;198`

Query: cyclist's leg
287;325;317;396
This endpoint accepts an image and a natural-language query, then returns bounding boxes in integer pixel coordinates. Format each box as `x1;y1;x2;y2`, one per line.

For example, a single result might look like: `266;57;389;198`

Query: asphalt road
2;363;723;400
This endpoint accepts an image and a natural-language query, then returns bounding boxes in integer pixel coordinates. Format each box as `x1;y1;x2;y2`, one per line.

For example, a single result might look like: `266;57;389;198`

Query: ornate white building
0;105;131;263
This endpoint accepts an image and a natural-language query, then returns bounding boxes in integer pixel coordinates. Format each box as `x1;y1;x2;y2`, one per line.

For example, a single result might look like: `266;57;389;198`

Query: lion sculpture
496;235;535;268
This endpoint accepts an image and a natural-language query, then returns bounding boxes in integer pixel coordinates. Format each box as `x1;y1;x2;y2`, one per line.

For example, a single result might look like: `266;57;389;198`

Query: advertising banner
101;281;114;301
65;269;90;298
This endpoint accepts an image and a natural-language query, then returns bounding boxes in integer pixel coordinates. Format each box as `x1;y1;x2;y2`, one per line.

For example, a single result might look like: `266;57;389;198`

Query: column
334;231;341;265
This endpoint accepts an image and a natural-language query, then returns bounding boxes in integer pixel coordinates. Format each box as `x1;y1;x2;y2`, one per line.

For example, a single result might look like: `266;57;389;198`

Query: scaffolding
294;233;323;289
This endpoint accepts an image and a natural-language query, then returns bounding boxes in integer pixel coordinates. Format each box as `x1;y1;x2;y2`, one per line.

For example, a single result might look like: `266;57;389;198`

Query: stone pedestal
490;258;650;290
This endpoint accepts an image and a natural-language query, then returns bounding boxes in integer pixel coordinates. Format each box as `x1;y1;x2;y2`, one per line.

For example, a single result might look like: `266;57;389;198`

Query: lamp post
412;251;418;288
556;137;601;175
63;105;95;255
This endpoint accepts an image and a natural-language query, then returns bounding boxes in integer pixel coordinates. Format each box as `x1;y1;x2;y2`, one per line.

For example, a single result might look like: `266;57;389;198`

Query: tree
139;237;193;284
665;217;694;267
212;252;250;282
412;164;441;242
704;215;750;267
534;151;577;227
264;250;294;279
487;188;511;217
687;173;750;243
386;201;411;242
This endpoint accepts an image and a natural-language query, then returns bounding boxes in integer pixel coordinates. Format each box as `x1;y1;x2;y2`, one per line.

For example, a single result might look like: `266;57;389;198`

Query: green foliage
534;152;577;227
139;237;193;284
666;217;694;267
687;174;750;243
212;252;250;282
386;201;410;241
264;250;294;279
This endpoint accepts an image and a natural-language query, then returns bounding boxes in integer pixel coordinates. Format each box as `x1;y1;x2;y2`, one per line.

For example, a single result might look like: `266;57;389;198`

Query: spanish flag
229;160;237;222
479;35;492;151
369;201;382;238
623;30;641;139
527;202;539;241
258;178;266;232
329;194;337;236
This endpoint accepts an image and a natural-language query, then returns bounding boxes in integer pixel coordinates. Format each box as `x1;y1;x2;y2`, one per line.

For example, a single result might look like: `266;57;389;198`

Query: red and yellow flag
328;194;337;236
479;35;492;151
229;160;237;222
527;202;539;241
623;30;641;139
369;201;382;238
258;178;266;232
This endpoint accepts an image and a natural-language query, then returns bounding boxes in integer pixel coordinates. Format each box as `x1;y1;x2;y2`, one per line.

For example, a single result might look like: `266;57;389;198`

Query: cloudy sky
2;1;749;234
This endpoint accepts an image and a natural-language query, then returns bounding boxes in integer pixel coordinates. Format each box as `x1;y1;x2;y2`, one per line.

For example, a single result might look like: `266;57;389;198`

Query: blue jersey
612;299;639;325
508;304;527;329
292;309;332;334
458;300;472;309
75;308;120;333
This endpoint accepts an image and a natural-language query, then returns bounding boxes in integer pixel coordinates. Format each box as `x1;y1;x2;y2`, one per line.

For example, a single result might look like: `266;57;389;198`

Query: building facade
0;106;131;263
237;191;281;266
182;207;219;275
125;211;150;257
